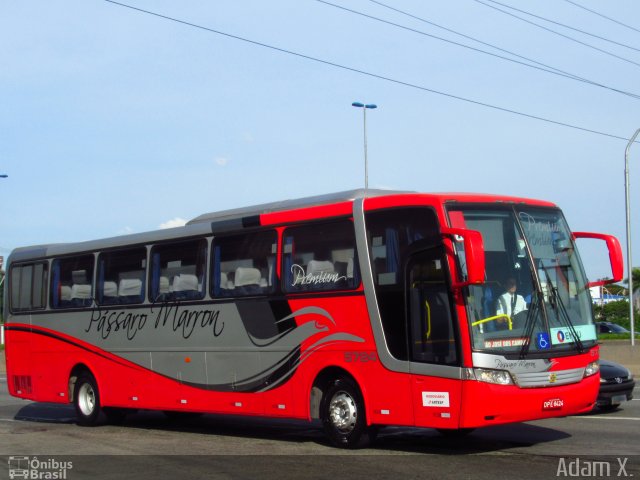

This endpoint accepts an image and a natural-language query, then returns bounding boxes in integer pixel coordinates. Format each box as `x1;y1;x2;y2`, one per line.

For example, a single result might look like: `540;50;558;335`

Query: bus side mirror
573;231;623;287
441;227;485;287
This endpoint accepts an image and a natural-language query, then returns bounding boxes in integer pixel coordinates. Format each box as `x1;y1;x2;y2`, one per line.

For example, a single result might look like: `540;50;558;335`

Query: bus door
406;246;462;428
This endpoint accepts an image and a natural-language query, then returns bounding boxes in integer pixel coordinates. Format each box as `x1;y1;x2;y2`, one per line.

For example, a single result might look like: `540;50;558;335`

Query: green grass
598;333;640;341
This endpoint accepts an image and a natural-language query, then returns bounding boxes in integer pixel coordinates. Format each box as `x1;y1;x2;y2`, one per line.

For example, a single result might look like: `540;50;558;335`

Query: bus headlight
464;368;515;385
584;361;599;378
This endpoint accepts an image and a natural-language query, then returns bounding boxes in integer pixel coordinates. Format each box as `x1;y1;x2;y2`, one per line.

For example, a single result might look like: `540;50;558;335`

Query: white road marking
570;416;640;421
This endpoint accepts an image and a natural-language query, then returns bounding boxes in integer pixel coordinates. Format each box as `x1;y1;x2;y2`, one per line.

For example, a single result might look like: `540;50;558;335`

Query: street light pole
352;102;377;191
625;128;639;347
0;175;7;178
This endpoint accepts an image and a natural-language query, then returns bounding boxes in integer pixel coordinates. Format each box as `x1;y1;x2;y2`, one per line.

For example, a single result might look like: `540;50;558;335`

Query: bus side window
283;219;360;293
211;231;277;298
149;239;207;302
51;255;94;309
97;248;147;305
10;262;48;312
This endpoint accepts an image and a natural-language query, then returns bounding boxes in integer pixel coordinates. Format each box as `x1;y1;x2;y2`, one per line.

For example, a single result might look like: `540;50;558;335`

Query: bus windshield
448;205;596;357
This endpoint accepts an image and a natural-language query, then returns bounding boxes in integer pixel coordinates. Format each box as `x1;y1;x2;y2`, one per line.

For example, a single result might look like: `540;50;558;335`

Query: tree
628;267;640;290
593;300;631;328
604;283;626;296
624;267;640;311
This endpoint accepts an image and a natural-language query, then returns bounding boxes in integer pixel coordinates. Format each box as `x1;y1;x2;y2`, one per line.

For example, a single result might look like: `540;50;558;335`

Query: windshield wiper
539;262;585;354
519;286;541;359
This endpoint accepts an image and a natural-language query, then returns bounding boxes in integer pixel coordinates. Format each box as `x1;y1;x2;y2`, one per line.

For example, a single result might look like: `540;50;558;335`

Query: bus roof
188;189;557;226
8;189;557;263
186;189;404;225
8;222;214;263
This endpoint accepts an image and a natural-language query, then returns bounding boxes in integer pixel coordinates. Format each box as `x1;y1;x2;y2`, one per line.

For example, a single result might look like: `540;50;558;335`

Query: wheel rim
328;390;357;433
78;382;96;416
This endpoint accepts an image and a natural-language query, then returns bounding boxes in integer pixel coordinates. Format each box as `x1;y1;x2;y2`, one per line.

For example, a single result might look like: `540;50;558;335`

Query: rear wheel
320;377;374;449
74;372;103;426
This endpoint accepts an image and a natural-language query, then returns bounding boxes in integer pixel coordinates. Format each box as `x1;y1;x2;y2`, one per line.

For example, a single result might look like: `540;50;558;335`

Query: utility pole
624;128;639;346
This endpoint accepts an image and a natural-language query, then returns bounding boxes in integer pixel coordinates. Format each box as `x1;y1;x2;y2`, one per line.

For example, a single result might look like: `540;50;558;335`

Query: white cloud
214;157;229;167
159;217;187;229
118;226;134;235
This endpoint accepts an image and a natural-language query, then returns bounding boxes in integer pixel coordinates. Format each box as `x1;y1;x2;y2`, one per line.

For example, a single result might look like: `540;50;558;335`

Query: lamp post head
352;102;377;109
0;174;7;178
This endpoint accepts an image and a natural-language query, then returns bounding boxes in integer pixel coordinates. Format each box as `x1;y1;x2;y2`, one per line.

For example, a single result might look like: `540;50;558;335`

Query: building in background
590;285;626;306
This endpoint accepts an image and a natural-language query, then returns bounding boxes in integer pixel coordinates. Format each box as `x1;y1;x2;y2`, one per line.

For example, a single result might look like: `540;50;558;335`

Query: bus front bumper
458;374;599;428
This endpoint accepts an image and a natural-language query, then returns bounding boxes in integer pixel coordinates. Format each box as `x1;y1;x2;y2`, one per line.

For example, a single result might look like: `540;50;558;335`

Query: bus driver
495;277;527;328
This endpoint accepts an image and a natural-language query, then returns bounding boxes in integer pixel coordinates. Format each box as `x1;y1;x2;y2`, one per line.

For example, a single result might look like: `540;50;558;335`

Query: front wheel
74;372;103;426
320;377;373;449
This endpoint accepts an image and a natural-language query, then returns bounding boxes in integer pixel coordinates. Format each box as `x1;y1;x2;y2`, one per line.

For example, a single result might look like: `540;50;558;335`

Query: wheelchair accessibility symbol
537;332;550;350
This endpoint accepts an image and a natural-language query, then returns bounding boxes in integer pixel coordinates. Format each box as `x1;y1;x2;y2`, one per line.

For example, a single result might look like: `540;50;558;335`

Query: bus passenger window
283;219;360;293
149;239;207;302
10;262;48;312
51;255;94;309
212;231;277;298
97;248;147;305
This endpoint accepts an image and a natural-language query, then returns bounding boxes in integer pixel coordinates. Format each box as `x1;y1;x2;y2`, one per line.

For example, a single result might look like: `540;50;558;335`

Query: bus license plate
542;398;564;410
612;394;627;404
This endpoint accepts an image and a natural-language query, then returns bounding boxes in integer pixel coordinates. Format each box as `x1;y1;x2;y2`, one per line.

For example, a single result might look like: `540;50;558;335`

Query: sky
1;0;639;283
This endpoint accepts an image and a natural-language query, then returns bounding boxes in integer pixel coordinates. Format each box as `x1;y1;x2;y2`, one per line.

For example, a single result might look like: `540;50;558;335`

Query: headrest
71;284;92;299
172;274;198;292
103;281;118;297
72;269;89;284
59;285;72;301
119;278;142;296
234;267;261;286
159;276;170;293
307;260;334;275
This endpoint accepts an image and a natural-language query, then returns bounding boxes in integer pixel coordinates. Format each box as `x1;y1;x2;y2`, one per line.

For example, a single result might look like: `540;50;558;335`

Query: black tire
320;377;373;449
74;372;103;426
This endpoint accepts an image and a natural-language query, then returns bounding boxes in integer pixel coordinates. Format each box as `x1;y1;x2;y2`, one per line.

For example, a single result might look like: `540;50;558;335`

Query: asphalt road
0;373;638;480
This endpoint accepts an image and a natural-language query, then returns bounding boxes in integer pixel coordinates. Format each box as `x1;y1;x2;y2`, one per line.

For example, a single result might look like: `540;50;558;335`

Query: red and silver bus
3;190;623;447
